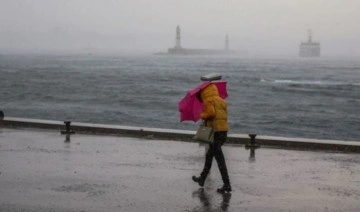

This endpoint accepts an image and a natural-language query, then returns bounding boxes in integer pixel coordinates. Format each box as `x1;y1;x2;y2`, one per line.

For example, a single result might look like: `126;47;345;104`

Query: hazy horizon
1;0;359;57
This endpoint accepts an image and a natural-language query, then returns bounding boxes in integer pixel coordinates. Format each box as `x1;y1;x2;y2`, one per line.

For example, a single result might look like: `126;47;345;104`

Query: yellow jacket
199;84;228;132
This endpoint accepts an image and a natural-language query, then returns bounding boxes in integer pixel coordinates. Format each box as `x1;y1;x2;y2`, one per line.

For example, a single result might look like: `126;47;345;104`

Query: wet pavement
0;128;359;212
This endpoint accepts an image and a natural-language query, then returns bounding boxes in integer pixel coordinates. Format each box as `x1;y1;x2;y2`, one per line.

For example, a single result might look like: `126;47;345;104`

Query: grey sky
0;0;359;56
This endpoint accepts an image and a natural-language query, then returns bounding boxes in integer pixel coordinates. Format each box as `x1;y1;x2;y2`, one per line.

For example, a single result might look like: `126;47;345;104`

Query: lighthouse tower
225;34;229;50
175;25;182;49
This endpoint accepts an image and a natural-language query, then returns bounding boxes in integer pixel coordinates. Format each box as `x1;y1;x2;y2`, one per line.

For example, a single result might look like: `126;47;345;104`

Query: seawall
1;117;359;153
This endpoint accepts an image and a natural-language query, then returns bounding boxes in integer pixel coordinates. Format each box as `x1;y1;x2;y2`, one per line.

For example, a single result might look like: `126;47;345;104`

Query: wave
271;80;360;87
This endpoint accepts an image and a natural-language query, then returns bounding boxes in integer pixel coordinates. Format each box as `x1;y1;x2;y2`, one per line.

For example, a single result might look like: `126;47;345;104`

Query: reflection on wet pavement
190;188;232;212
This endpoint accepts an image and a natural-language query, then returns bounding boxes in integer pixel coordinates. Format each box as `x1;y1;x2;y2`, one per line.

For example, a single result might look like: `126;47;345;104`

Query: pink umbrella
178;81;228;122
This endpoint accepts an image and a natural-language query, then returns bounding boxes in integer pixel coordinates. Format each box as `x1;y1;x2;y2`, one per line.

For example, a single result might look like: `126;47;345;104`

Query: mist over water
1;54;359;141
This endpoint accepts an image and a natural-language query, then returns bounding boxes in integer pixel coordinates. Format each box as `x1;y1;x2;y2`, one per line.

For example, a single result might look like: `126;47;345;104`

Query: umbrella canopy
178;81;227;122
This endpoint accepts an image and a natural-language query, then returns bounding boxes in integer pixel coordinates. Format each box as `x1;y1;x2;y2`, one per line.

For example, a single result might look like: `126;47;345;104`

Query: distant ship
155;25;237;55
299;29;321;57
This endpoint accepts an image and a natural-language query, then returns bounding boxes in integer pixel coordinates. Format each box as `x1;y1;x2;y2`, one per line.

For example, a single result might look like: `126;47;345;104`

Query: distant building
166;25;237;55
299;29;321;57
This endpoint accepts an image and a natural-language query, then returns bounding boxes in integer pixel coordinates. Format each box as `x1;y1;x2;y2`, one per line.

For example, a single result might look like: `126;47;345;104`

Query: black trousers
200;131;230;186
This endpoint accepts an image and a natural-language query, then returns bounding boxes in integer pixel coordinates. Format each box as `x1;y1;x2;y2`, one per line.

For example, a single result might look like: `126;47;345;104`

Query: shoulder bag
193;121;214;143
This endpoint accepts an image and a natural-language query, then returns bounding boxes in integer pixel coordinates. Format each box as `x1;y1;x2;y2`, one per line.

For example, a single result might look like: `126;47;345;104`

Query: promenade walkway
0;128;359;212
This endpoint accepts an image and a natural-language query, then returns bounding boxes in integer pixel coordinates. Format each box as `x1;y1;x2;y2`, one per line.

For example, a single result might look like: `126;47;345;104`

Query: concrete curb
1;117;360;153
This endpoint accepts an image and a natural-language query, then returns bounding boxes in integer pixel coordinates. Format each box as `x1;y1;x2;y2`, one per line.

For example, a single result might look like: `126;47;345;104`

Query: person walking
192;83;231;193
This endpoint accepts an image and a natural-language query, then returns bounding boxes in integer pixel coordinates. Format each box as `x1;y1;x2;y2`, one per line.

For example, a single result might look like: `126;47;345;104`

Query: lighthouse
166;25;237;55
174;25;182;49
225;34;229;50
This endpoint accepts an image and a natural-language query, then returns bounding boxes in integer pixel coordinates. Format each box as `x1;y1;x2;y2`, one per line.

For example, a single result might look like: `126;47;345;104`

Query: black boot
217;184;232;193
192;176;205;187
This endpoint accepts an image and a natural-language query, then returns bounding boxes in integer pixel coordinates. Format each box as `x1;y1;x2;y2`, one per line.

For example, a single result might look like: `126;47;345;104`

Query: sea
1;54;359;141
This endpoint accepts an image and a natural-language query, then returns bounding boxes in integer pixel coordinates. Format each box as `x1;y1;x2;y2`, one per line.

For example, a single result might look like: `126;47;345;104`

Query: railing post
245;134;260;161
61;121;75;135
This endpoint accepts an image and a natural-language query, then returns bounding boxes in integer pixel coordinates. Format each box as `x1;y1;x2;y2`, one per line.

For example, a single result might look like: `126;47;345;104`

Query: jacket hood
200;83;219;100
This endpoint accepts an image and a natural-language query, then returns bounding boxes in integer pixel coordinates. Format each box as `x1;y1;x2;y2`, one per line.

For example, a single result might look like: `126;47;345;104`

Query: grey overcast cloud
0;0;359;57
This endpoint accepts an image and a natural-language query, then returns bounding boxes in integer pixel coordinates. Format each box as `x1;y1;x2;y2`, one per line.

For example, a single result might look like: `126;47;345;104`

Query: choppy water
1;54;359;141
